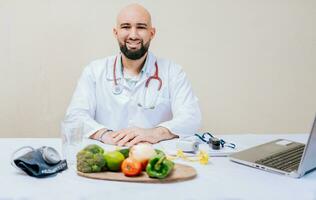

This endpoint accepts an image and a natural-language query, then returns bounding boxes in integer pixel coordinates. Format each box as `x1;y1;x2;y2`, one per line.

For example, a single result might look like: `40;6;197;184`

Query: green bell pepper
155;149;166;156
146;154;174;179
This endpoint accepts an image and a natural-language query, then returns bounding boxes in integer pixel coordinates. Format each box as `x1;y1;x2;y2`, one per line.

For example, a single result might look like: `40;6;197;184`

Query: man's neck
121;53;148;76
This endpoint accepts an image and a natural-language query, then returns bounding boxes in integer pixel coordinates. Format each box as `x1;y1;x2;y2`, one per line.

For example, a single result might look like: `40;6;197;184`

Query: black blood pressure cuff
13;147;67;178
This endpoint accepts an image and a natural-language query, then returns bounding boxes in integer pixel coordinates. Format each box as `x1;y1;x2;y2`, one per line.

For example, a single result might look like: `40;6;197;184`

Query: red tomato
140;160;148;171
121;158;142;177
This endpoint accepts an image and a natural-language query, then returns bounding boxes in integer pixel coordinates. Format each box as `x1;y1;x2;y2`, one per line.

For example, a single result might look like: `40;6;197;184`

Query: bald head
116;3;152;27
113;4;155;60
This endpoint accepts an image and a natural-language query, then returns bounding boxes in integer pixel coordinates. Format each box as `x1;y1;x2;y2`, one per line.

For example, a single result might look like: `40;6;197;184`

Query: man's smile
126;41;141;49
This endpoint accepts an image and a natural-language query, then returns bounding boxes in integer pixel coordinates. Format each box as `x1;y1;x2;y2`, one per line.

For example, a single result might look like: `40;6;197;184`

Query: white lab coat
65;52;201;138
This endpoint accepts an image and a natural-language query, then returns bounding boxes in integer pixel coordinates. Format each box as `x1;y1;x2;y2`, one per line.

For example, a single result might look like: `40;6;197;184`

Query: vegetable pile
76;143;174;179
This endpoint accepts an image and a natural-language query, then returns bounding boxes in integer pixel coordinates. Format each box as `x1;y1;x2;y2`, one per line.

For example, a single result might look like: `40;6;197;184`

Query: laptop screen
298;115;316;175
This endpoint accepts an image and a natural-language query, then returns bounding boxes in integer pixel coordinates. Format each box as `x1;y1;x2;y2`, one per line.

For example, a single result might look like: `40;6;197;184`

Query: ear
150;27;156;40
113;27;118;38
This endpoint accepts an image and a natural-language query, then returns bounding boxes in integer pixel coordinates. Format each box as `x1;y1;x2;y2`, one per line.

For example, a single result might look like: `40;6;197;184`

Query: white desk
1;134;316;200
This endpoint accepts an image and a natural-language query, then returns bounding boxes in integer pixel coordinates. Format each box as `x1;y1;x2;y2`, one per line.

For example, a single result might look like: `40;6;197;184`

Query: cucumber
119;148;130;158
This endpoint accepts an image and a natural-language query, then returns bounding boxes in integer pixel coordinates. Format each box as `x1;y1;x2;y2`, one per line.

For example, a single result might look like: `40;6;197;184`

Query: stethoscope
195;132;236;149
112;55;162;109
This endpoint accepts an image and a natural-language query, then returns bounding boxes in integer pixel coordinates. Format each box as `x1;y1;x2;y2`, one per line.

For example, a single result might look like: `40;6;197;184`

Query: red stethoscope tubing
113;56;162;90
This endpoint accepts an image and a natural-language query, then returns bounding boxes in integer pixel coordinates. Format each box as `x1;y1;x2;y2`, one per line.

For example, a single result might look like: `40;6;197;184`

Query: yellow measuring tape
167;149;209;165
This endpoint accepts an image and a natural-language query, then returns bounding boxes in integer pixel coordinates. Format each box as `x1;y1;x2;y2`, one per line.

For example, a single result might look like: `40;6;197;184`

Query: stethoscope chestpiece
209;138;221;150
113;84;123;95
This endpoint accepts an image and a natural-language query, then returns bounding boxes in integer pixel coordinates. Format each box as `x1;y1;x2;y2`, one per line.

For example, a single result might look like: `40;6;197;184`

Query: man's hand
108;127;178;147
89;128;116;145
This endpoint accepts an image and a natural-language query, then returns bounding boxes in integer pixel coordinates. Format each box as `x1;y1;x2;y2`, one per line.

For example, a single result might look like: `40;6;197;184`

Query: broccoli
83;144;104;154
76;144;107;173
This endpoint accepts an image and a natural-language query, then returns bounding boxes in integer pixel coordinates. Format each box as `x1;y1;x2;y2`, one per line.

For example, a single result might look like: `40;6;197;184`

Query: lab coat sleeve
64;64;105;138
158;64;202;138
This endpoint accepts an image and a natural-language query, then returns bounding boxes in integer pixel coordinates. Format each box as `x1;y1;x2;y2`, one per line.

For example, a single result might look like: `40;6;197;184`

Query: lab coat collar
142;51;156;78
106;51;156;80
106;54;123;81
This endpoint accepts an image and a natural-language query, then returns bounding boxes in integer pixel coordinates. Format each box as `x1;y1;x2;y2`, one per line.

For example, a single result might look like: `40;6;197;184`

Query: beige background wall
0;0;315;137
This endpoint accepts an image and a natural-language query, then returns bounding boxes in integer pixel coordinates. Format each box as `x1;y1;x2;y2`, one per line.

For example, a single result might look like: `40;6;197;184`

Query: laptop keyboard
255;144;305;172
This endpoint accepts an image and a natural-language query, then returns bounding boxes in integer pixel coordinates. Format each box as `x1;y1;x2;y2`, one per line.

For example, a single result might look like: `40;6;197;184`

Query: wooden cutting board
77;163;196;183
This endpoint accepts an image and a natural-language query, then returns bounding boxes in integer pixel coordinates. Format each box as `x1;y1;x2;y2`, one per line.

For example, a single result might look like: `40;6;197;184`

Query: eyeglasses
194;132;236;149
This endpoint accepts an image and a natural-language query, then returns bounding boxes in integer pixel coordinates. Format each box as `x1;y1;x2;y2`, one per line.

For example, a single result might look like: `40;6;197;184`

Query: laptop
229;115;316;178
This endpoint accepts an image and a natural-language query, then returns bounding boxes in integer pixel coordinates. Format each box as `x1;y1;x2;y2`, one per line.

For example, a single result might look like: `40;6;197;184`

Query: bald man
65;4;201;146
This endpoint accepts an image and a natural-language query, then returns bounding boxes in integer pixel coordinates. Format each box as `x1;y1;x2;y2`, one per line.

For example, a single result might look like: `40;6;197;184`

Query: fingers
106;127;148;146
110;127;135;138
109;129;126;138
112;129;133;143
112;132;127;143
117;133;137;146
101;134;116;145
125;136;144;147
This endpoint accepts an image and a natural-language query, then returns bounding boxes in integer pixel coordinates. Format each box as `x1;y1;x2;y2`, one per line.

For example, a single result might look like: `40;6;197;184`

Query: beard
119;40;150;60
